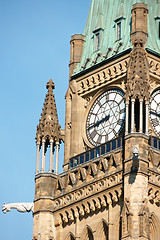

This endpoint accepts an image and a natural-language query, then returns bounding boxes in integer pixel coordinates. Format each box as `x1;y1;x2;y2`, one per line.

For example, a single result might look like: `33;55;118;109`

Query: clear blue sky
0;0;91;239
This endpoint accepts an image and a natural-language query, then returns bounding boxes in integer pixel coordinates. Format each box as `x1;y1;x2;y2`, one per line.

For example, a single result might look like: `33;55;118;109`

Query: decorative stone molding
59;187;122;225
53;149;123;199
52;171;122;212
148;187;160;206
149;58;160;78
138;200;150;238
76;58;128;96
126;45;150;101
149;170;160;187
121;198;133;238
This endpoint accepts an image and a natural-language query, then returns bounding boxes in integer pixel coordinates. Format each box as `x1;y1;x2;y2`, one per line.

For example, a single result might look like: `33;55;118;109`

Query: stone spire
36;79;61;144
35;79;64;174
126;3;150;101
125;3;150;136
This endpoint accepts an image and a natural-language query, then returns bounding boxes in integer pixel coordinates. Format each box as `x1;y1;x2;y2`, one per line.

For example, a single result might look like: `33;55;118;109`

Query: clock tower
33;0;160;239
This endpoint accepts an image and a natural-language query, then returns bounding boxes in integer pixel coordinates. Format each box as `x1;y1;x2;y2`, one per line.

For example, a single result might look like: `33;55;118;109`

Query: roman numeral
91;130;97;139
152;118;159;127
106;95;109;101
105;134;108;142
113;129;117;136
120;108;125;114
118;119;124;125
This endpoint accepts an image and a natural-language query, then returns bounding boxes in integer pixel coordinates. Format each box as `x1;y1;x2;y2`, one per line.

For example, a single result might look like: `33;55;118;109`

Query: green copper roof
73;0;160;75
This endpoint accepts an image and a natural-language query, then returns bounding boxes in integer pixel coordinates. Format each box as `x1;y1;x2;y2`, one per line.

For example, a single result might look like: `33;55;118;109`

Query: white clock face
86;89;125;146
150;90;160;136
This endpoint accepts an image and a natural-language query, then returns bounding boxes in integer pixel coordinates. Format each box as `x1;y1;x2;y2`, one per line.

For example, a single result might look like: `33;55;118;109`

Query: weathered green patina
74;0;160;75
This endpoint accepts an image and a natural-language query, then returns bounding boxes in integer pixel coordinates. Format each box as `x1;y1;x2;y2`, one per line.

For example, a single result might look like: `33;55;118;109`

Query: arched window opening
135;98;139;132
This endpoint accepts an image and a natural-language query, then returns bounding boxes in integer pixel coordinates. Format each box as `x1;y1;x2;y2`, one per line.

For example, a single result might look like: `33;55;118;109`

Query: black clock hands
150;111;160;118
87;115;110;130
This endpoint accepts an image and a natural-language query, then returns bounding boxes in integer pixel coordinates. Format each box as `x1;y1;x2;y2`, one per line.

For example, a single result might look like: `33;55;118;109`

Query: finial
46;79;55;90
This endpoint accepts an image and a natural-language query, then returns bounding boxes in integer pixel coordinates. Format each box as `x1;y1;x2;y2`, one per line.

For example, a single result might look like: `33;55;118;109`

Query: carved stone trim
58;186;122;225
149;170;160;187
77;58;128;95
148;186;160;206
149;58;160;78
52;172;122;212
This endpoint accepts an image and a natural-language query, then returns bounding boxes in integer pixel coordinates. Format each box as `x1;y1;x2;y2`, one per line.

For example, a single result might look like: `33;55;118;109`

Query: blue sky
0;0;91;239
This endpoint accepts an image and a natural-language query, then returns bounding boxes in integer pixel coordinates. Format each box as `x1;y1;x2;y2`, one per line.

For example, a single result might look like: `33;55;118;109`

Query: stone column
49;139;54;173
131;98;135;133
139;99;143;133
41;139;46;172
36;142;40;174
55;142;60;174
145;101;149;135
125;100;129;135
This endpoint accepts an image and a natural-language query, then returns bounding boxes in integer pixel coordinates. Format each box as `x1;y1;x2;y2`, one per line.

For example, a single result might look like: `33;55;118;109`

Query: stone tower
33;0;160;239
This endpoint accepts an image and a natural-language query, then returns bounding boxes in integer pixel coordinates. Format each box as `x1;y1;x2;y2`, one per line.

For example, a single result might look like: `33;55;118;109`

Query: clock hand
87;115;110;130
150;111;160;118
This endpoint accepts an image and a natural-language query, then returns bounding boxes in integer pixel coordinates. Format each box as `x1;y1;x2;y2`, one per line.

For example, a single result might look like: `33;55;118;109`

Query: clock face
86;89;125;146
150;90;160;136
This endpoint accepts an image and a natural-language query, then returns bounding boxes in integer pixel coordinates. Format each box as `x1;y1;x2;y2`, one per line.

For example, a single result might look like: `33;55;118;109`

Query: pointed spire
36;79;61;143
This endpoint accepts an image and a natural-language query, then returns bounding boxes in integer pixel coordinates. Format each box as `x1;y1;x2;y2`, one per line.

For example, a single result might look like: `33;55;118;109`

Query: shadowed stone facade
33;1;160;240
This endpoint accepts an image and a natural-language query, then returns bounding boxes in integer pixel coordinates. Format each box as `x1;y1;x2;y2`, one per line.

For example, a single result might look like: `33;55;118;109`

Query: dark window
159;22;160;39
117;22;121;40
85;152;89;162
117;138;121;148
112;140;116;150
96;147;100;157
154;138;158;149
70;159;74;168
95;32;100;50
80;154;84;164
90;149;95;159
106;142;110;153
101;145;105;155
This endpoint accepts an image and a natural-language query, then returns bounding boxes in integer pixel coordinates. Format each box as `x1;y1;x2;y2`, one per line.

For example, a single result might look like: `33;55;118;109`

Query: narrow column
125;100;129;135
131;98;135;133
55;142;60;174
41;138;46;172
139;99;143;133
145;101;149;135
36;142;40;174
49;139;54;172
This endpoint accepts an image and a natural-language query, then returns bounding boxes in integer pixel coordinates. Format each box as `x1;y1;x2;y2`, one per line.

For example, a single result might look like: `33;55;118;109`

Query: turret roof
73;0;160;75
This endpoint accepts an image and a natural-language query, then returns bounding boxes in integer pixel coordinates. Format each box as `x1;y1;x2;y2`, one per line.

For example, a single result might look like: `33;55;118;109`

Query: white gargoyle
2;202;34;214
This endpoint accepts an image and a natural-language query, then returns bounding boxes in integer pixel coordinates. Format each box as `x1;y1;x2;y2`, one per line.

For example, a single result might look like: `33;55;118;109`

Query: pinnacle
46;78;55;90
36;79;61;143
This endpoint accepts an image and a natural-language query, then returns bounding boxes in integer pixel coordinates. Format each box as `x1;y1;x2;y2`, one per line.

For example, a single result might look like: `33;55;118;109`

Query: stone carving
139;200;150;238
52;171;122;211
132;146;139;171
78;59;128;95
59;188;122;224
122;198;133;238
148;187;160;206
2;202;34;214
149;170;160;186
149;59;160;78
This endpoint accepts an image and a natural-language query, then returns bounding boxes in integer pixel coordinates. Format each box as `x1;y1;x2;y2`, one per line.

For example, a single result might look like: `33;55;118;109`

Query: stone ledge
125;133;149;140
